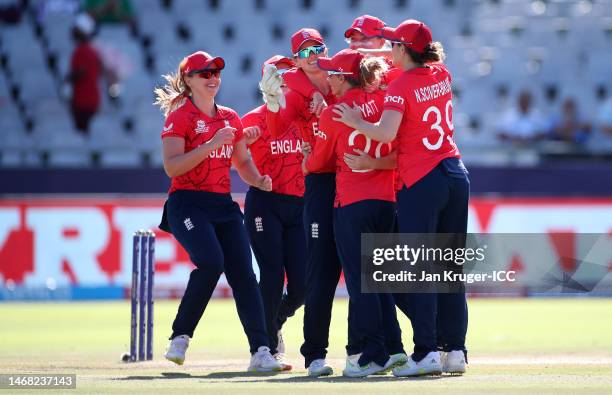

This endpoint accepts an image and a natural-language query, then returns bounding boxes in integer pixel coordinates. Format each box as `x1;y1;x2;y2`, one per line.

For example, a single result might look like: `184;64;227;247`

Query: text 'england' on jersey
242;105;305;197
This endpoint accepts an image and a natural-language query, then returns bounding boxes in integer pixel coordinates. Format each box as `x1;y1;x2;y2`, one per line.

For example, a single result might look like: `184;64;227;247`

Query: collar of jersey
405;65;434;75
339;87;365;102
185;98;227;121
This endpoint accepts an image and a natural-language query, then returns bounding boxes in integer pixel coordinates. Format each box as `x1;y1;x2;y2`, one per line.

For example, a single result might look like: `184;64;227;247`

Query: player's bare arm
344;150;397;171
333;104;403;143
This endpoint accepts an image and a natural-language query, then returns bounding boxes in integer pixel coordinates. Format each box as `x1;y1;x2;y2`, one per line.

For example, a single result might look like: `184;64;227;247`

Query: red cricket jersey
267;68;336;158
384;63;460;189
282;67;317;99
242;105;305;197
306;88;395;207
161;99;244;195
70;43;102;111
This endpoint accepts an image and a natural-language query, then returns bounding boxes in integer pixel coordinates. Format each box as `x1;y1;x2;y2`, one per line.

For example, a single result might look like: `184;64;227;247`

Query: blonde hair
153;60;191;117
344;56;389;88
359;56;389;87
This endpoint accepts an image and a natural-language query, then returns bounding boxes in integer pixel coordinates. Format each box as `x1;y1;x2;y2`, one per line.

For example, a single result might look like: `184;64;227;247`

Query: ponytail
153;62;191;117
406;41;446;65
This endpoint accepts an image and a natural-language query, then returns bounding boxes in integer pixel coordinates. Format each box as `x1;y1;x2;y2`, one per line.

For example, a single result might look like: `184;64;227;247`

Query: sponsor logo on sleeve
384;95;405;105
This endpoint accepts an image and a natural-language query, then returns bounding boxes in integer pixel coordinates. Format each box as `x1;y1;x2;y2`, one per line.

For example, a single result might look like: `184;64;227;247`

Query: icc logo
195;120;209;134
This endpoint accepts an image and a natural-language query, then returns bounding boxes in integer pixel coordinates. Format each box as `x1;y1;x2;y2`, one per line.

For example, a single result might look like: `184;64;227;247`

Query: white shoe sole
248;366;283;373
308;366;333;377
374;356;410;375
443;365;466;375
165;354;184;366
393;366;442;377
343;365;387;378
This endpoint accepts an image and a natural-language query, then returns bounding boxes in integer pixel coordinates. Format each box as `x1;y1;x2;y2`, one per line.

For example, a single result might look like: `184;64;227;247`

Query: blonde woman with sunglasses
154;51;281;372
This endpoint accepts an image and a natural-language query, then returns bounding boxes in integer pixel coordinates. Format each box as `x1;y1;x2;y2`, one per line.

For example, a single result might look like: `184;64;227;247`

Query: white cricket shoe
392;351;442;377
374;352;410;375
277;330;285;354
248;346;282;372
307;359;333;377
343;354;387;378
441;350;466;374
273;353;293;371
165;335;190;365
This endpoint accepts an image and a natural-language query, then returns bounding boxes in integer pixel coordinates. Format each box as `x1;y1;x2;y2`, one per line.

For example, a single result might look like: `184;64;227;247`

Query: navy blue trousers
394;157;470;361
165;190;269;354
244;187;307;355
334;199;405;367
300;173;358;367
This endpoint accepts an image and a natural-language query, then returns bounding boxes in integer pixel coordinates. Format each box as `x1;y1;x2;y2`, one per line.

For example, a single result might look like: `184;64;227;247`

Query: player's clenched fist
309;91;328;117
208;126;236;149
301;141;312;155
256;174;273;191
243;126;262;145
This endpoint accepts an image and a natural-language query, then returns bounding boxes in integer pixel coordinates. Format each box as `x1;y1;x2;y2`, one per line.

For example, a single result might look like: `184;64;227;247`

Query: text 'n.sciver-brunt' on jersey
413;77;451;104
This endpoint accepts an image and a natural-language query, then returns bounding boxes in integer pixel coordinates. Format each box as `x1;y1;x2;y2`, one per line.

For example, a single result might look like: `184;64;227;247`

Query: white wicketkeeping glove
259;64;286;112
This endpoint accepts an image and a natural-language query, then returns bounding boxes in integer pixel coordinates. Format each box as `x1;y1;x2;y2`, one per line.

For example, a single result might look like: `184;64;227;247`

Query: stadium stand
0;0;611;168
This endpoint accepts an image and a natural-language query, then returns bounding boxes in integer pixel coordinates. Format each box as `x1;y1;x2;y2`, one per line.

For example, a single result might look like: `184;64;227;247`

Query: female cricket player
259;28;345;377
304;48;408;377
282;15;398;120
333;20;469;377
154;51;281;372
241;55;306;371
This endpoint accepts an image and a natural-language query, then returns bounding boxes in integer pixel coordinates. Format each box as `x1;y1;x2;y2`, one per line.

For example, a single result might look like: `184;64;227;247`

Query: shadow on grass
230;374;447;384
114;371;282;381
115;372;451;383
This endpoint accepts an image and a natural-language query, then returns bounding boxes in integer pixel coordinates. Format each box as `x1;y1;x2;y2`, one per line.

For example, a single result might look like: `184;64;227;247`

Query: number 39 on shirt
422;99;456;151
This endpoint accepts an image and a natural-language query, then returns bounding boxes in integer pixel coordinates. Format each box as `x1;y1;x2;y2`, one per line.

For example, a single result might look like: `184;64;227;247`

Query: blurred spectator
597;97;612;137
35;0;79;21
82;0;138;34
0;1;23;24
497;91;548;143
66;13;102;134
548;98;591;144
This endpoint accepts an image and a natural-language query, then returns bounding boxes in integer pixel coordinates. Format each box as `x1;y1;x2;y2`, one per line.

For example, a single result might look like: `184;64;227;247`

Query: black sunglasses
189;69;221;79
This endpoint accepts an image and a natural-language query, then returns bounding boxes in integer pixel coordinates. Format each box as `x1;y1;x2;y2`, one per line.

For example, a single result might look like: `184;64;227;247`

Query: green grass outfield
1;298;612;394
